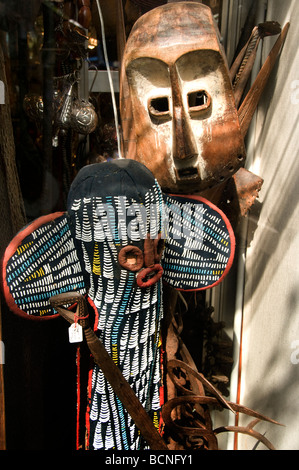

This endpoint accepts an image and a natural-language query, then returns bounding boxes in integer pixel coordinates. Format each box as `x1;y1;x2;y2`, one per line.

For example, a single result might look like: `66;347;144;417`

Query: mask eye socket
188;90;211;114
148;96;171;121
118;245;144;272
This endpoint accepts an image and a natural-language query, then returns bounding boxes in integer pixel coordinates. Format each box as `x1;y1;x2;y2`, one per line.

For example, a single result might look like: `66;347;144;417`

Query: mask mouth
174;154;201;181
136;264;163;288
175;165;200;180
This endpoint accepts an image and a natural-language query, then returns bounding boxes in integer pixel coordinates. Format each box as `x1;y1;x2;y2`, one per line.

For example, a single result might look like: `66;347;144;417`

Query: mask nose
143;234;164;267
170;65;198;163
136;234;164;288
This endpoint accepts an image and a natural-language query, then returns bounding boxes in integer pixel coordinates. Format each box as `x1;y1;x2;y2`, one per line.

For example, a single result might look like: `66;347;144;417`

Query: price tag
68;322;83;343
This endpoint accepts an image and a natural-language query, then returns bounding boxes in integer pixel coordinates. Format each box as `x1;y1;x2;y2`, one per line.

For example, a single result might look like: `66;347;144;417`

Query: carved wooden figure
119;2;289;449
120;2;289;223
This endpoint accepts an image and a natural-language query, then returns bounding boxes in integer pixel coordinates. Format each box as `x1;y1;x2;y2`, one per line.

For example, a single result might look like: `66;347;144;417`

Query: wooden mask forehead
123;2;223;66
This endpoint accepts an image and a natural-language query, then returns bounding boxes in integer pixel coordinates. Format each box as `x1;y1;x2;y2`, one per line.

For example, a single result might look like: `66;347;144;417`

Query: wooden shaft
238;23;290;137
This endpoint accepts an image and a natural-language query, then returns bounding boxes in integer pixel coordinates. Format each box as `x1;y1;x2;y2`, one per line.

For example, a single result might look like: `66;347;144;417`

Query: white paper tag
68;323;83;343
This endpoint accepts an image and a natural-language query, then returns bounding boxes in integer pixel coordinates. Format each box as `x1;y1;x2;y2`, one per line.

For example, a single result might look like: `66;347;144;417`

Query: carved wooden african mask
120;2;246;194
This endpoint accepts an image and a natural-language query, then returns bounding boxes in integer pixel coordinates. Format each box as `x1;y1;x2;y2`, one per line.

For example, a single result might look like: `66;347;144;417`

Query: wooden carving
120;2;289;221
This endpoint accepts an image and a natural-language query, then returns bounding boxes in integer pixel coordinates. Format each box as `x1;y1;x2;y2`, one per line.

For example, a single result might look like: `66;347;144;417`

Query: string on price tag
68;312;89;343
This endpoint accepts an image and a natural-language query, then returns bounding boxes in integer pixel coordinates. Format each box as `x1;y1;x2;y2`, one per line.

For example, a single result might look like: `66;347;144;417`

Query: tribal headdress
2;159;235;450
